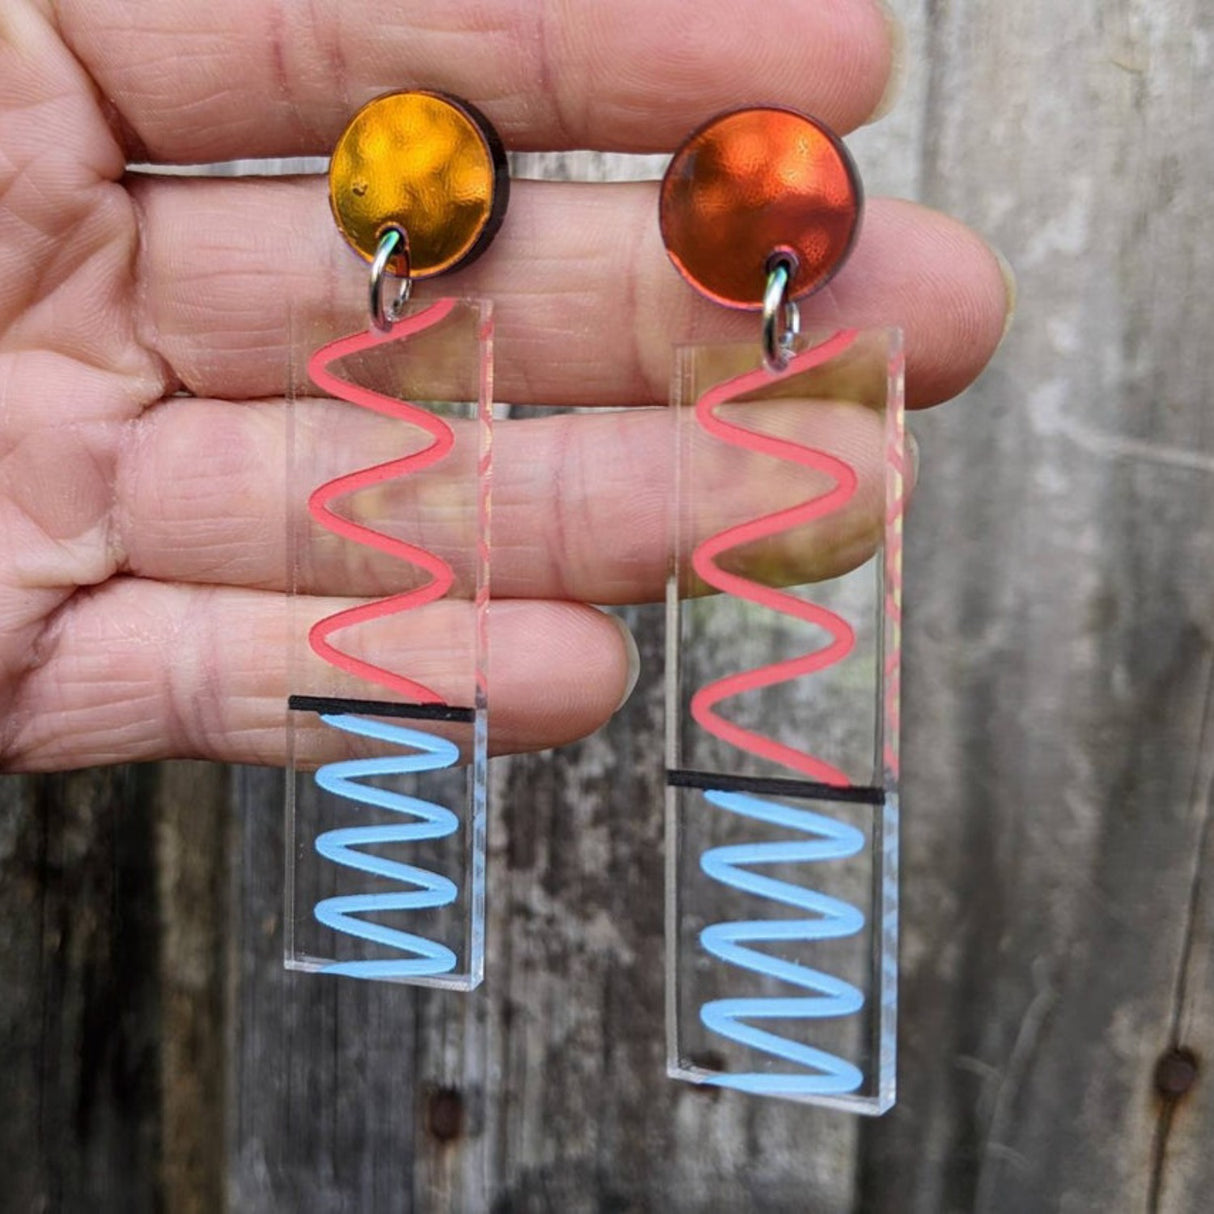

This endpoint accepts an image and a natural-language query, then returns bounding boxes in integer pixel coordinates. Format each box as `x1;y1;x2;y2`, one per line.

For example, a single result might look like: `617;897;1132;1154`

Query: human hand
0;0;1010;769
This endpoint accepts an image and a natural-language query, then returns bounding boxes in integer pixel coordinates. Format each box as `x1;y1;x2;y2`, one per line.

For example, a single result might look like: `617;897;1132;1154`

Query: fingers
0;2;164;401
60;0;894;161
114;395;896;603
130;176;1010;409
3;579;634;769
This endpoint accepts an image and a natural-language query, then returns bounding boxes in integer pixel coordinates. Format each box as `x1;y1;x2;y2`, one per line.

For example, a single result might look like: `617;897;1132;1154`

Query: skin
0;0;1011;770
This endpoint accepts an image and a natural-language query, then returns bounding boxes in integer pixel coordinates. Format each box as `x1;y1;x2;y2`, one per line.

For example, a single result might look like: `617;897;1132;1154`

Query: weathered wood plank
854;1;1214;1211
156;762;230;1214
0;769;162;1213
0;761;229;1214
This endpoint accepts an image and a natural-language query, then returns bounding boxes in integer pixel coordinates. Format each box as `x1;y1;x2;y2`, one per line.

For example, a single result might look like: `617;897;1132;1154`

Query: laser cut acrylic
661;108;904;1110
284;91;506;990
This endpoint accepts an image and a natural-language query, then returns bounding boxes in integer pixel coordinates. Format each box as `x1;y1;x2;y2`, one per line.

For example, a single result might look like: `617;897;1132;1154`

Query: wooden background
3;0;1213;1209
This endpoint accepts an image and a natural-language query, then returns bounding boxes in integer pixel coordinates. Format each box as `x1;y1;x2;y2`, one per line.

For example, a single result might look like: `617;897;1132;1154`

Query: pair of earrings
285;91;903;1114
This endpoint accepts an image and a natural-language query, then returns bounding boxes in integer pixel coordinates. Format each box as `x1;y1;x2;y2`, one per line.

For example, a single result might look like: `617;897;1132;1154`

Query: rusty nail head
426;1086;464;1142
1154;1048;1199;1098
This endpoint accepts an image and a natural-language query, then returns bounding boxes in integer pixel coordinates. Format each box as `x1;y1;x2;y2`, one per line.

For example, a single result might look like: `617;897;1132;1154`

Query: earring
284;91;507;991
660;107;905;1110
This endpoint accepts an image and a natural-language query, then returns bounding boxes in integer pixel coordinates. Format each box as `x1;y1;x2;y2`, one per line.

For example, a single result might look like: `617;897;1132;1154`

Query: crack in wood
974;958;1058;1210
1148;649;1214;1213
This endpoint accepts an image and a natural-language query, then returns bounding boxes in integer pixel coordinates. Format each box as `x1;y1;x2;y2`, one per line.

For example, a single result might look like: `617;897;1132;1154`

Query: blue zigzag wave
699;788;867;1096
312;713;461;980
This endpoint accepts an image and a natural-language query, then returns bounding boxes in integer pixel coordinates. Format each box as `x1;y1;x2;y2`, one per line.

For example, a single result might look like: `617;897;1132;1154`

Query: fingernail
867;1;908;124
610;614;642;712
992;244;1018;347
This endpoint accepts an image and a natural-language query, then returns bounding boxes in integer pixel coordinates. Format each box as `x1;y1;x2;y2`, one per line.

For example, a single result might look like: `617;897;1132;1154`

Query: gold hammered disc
329;90;509;279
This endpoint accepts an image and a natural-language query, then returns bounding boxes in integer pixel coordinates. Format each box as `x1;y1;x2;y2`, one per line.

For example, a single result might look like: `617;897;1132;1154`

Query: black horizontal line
667;768;885;806
288;695;476;724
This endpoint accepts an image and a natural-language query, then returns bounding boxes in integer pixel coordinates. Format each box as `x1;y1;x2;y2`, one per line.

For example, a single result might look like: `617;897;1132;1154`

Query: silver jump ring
761;257;801;373
369;227;414;331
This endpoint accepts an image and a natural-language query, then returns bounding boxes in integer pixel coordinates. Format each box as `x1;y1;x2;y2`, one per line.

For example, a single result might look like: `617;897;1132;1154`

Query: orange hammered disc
660;107;862;309
329;90;508;278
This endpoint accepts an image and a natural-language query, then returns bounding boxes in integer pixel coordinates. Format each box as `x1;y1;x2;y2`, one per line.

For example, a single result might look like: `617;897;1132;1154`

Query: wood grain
853;2;1214;1211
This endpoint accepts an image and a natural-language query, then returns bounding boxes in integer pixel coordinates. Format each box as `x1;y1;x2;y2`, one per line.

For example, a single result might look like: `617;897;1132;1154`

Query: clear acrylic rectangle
284;298;491;990
666;326;904;1111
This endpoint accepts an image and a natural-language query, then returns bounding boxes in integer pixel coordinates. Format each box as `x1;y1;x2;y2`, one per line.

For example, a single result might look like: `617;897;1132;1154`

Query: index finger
56;0;896;162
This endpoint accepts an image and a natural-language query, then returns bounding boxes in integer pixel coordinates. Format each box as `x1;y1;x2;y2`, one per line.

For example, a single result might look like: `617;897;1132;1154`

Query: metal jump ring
762;256;801;373
369;227;414;331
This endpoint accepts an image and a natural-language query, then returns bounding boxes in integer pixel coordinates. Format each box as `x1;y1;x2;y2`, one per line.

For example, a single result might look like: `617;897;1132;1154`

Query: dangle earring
284;91;507;991
660;108;905;1110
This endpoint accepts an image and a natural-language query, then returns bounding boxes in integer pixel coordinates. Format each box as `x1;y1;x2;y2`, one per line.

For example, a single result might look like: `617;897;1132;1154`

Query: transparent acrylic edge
874;325;906;1112
663;341;693;1082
